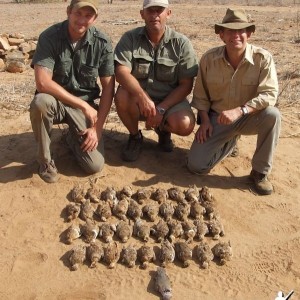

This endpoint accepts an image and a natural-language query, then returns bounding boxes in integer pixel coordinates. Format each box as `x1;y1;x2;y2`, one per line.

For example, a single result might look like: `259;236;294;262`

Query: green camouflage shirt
114;26;198;101
32;20;114;102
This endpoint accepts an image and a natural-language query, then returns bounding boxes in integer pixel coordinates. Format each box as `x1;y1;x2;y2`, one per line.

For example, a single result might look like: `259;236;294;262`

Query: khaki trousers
187;106;281;175
30;93;105;174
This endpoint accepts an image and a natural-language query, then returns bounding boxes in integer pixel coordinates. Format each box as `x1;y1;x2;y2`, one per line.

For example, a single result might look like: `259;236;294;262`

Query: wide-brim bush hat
215;8;255;34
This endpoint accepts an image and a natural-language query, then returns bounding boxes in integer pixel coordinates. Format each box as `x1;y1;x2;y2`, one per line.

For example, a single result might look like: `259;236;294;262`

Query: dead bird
112;198;129;221
133;219;151;242
174;201;190;221
199;186;215;202
68;244;86;271
201;199;217;220
100;186;117;202
117;185;133;200
152;188;168;204
195;242;214;269
94;201;112;222
138;245;156;269
121;245;137;268
212;241;232;265
194;219;209;241
155;267;172;300
98;223;116;243
80;219;99;243
151;219;169;243
181;220;197;244
159;239;175;268
65;203;81;222
116;220;132;243
103;241;120;269
135;188;152;204
167;220;183;243
207;215;225;240
199;187;217;220
86;183;100;203
159;202;175;222
127;199;142;221
80;199;95;221
184;184;199;202
175;241;192;268
167;186;185;203
65;222;81;244
189;200;205;220
70;183;86;203
142;204;158;222
86;242;104;268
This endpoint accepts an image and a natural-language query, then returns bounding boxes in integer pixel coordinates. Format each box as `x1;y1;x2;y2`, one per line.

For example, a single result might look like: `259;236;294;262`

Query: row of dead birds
64;215;224;246
68;239;232;271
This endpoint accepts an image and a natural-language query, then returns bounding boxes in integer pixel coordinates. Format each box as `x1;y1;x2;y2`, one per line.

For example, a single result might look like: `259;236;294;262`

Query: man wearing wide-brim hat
188;8;281;196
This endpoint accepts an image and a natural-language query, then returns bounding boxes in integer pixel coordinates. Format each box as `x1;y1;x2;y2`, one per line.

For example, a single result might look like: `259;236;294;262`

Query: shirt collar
214;43;254;65
63;20;94;45
138;25;173;43
244;44;254;65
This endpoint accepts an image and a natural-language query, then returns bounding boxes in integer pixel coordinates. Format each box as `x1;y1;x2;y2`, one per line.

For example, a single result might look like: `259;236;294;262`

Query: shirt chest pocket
132;54;153;79
155;58;177;82
78;64;98;88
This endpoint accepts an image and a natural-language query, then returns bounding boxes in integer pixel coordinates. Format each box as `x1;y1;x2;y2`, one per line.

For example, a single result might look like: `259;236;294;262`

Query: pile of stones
63;182;233;271
0;33;37;73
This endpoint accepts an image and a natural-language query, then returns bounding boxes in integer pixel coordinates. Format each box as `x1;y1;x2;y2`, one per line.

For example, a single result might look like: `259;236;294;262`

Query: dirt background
0;1;300;299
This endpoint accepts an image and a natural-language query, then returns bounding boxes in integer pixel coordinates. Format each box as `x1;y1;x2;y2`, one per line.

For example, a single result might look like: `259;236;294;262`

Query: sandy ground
0;1;300;300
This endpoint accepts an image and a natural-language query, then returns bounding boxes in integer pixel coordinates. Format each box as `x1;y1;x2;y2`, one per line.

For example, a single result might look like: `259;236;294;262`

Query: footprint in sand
253;261;279;275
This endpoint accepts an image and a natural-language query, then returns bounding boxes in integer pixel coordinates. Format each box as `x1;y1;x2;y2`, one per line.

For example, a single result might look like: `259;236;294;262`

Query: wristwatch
156;106;166;115
241;105;249;116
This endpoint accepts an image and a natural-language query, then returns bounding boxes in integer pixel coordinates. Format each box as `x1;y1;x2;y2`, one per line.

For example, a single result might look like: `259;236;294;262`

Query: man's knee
263;106;281;125
167;111;195;136
187;153;210;175
30;93;55;115
81;157;105;175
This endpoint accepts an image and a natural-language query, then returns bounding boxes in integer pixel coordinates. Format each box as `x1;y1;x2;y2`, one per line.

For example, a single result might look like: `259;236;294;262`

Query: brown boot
121;131;143;162
250;170;273;195
155;128;174;152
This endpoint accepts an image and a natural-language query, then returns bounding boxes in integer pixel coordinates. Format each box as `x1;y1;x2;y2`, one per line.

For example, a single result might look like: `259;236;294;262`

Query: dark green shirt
114;26;198;101
32;20;114;102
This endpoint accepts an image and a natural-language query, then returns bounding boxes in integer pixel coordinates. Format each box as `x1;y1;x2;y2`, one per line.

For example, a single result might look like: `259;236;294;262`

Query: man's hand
137;95;156;118
78;127;100;152
195;121;213;144
217;107;242;125
145;113;163;129
81;104;98;127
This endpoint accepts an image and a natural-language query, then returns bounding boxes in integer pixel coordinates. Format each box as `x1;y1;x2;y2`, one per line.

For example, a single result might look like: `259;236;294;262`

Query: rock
8;37;25;46
0;58;5;71
0;36;10;51
6;60;26;73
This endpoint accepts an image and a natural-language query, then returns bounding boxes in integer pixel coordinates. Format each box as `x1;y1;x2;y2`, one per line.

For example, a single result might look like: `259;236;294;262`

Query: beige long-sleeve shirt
192;43;278;113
